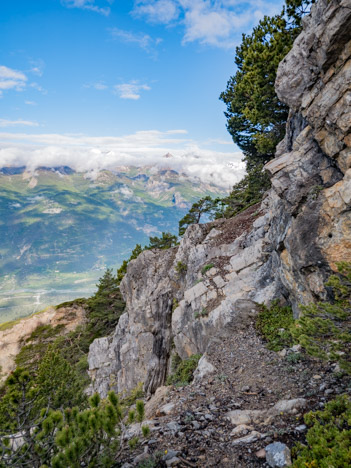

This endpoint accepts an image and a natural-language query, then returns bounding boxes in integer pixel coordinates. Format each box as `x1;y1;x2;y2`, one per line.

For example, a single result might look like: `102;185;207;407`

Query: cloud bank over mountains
0;130;245;188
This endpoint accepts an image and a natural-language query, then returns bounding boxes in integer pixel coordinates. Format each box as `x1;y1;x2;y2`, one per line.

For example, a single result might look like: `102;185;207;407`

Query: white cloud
62;0;112;16
109;28;162;56
133;0;179;23
0;119;39;128
0;66;27;96
25;100;38;106
0;130;245;188
133;0;283;48
114;81;151;100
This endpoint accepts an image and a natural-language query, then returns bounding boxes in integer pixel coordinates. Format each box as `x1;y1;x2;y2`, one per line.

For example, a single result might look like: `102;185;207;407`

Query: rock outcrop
88;0;351;398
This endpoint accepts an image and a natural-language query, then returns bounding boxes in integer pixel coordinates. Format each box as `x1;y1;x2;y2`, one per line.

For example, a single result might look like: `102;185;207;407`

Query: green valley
0;165;224;323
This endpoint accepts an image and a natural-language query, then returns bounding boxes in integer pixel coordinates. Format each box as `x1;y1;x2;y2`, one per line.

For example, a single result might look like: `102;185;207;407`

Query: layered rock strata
88;0;351;397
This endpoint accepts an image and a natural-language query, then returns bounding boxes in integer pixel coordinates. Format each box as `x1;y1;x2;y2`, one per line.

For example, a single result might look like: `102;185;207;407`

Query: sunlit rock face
88;0;351;397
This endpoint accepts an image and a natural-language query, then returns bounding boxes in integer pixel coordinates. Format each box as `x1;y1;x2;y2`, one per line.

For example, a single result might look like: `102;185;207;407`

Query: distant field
0;271;98;323
0;166;225;323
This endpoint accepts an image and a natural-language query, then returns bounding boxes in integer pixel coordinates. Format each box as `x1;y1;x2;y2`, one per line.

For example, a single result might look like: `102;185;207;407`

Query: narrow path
123;325;350;467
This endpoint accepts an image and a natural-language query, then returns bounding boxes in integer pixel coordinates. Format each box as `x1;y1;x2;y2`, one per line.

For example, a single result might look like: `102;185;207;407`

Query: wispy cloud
0;119;39;128
0;130;245;188
29;59;45;77
84;81;108;90
109;27;162;56
0;66;27;96
133;0;283;48
62;0;112;16
29;82;47;95
25;100;37;106
114;81;151;100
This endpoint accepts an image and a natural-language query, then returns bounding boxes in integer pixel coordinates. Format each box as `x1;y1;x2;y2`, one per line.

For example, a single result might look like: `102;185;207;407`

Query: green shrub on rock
166;354;202;386
292;395;351;468
256;300;294;351
292;262;351;374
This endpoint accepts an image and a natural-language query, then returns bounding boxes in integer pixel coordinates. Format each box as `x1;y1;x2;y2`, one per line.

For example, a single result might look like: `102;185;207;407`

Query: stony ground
120;323;351;468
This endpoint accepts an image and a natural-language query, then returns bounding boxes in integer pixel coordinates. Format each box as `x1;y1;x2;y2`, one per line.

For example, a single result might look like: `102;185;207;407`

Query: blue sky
0;0;285;187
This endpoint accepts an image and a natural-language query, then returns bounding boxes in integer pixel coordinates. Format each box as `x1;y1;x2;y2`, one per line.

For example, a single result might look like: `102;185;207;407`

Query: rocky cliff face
88;0;351;398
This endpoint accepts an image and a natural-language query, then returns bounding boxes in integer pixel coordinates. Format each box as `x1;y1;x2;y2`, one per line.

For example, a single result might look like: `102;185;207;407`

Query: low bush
201;263;214;275
256;300;294;351
292;262;351;374
166;354;202;386
175;261;187;275
194;308;208;319
292;395;351;467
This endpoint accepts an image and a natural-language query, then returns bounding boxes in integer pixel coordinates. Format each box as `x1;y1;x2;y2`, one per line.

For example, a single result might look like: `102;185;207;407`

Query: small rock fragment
163;450;179;461
271;398;307;415
255;448;266;459
266;442;292;467
193;355;216;382
166;421;181;432
230;424;253;437
133;452;150;465
232;431;263;445
159;402;175;416
166;457;180;467
226;409;264;425
191;421;201;430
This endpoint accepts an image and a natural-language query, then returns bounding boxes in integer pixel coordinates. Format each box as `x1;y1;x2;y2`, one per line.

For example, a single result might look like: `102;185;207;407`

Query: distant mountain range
0;165;225;323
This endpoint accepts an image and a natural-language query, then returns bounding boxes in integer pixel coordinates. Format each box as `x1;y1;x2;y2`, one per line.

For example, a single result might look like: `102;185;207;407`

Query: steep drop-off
88;0;351;399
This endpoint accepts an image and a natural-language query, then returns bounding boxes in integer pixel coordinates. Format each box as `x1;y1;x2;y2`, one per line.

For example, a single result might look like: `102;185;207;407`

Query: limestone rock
266;442;292;467
145;386;169;419
158;402;176;416
230;424;253;437
193;355;216;382
270;399;307;416
231;431;263;445
226;409;264;426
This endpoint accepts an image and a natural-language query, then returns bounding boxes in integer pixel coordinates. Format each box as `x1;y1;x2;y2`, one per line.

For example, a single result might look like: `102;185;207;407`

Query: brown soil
210;203;263;247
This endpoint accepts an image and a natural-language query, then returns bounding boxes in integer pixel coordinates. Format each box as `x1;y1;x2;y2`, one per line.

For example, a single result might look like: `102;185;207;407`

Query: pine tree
218;0;314;219
87;268;125;338
117;244;144;284
178;196;217;236
148;232;178;250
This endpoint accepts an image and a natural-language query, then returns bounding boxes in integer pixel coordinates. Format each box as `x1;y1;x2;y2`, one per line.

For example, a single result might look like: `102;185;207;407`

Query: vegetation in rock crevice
292;262;351;374
256;300;295;351
256;263;351;375
166;353;202;387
